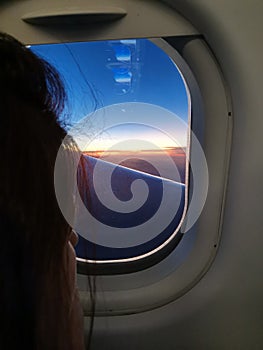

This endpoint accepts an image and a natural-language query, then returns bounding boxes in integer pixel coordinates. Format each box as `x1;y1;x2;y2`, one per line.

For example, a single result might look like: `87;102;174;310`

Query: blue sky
31;39;189;149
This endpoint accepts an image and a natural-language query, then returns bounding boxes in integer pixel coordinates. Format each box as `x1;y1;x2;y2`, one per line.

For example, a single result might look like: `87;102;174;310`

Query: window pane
31;39;190;263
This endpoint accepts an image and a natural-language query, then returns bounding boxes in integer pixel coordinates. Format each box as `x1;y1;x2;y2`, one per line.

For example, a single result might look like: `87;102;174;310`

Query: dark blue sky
31;39;189;149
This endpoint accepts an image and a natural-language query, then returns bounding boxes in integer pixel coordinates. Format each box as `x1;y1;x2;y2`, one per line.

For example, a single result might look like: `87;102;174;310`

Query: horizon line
82;146;187;153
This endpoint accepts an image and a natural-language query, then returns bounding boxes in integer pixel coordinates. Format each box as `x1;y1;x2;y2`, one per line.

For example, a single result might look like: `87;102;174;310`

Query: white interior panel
0;0;197;44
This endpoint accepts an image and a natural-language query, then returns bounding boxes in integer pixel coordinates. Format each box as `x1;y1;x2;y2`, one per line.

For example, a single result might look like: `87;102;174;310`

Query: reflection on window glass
31;39;190;263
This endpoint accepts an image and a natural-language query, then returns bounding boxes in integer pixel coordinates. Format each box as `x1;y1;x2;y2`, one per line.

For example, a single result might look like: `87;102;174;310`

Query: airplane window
30;39;190;267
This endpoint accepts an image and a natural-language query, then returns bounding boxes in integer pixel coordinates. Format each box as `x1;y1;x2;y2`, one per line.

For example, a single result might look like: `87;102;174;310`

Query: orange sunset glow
83;146;186;183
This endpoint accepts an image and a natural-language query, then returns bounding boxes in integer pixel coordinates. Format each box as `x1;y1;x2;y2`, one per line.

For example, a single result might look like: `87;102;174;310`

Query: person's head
0;32;84;349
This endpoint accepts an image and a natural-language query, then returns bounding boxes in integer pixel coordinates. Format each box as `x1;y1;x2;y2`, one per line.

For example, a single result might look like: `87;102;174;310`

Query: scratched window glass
31;39;190;263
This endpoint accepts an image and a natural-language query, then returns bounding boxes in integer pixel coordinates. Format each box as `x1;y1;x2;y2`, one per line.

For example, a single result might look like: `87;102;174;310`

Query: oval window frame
78;35;232;316
72;37;194;274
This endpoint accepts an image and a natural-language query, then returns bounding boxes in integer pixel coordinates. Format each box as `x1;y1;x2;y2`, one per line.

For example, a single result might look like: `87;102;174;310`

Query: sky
82;123;182;152
31;39;189;151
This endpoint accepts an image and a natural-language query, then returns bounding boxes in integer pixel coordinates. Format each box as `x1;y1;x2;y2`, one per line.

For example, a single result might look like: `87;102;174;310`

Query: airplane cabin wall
89;1;263;349
0;0;262;349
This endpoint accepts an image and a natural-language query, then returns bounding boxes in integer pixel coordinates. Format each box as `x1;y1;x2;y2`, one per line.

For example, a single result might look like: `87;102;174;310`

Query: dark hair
0;33;84;349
